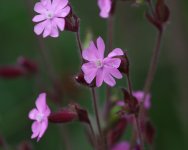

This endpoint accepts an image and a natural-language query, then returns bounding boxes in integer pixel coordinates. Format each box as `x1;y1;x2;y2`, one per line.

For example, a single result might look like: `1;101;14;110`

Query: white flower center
46;11;54;19
95;60;103;68
36;113;44;122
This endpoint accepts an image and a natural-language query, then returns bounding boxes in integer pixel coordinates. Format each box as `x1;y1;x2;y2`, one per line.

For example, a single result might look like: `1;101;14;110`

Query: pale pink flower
117;91;151;109
81;37;123;87
33;0;70;38
28;93;51;141
98;0;112;18
133;91;151;109
112;141;130;150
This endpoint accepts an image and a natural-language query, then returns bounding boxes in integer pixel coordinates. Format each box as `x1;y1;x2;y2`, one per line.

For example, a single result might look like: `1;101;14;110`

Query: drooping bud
17;57;37;73
48;109;77;123
0;66;26;78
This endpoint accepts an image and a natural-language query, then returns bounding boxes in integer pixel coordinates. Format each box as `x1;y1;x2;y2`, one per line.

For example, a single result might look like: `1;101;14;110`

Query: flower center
46;11;54;19
95;60;103;68
36;113;44;122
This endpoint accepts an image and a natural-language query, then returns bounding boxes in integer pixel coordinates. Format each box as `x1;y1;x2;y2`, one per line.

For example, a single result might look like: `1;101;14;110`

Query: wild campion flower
33;0;70;38
98;0;111;18
82;37;123;87
28;93;51;141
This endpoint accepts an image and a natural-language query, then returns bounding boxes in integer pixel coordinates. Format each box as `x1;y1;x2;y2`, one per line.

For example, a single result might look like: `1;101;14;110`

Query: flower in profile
111;141;130;150
33;0;70;38
98;0;112;18
28;93;51;141
82;37;123;87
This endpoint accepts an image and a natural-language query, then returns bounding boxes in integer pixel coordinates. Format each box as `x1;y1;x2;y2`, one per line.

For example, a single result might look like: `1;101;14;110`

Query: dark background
0;0;188;149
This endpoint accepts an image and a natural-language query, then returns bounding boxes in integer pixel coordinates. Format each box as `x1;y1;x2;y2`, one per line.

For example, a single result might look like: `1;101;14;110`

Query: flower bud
48;109;77;123
65;7;79;32
155;0;170;24
144;120;155;144
0;66;26;78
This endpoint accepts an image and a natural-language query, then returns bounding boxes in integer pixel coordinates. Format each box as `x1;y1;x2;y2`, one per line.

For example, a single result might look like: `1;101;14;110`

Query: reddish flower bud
48;109;77;123
0;66;26;78
117;52;129;75
75;72;96;88
156;0;170;23
17;57;37;73
65;7;79;32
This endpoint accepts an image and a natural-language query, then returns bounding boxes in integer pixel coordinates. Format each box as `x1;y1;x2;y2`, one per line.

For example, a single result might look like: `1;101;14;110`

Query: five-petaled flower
81;37;123;87
33;0;70;38
98;0;112;18
28;93;51;141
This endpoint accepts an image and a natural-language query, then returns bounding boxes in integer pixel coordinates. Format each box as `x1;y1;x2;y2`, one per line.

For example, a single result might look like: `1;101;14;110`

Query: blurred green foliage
0;0;188;150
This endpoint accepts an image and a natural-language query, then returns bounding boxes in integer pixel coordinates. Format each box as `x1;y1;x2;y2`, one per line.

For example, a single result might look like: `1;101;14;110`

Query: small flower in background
82;37;123;87
111;141;130;150
117;91;151;110
133;91;151;109
33;0;70;38
28;93;51;141
98;0;112;18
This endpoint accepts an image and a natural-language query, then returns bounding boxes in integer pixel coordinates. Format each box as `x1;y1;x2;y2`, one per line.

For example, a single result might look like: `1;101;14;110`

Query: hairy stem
76;29;84;62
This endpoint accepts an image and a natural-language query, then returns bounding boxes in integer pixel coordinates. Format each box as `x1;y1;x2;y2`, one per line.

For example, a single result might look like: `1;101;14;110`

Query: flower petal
96;37;105;59
104;73;116;87
34;2;46;14
29;108;38;120
52;0;68;11
96;68;105;87
54;18;65;31
108;68;123;79
82;42;99;61
43;20;52;38
104;58;121;68
36;93;47;113
98;0;111;18
50;23;59;38
32;15;46;22
34;20;48;35
31;121;40;139
81;62;97;74
38;119;48;141
108;48;124;58
56;6;70;18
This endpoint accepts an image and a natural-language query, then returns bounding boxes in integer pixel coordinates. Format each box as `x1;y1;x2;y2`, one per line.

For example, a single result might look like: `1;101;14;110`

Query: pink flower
81;37;123;87
28;93;51;141
117;91;151;109
98;0;112;18
33;0;70;38
133;91;151;109
112;141;130;150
